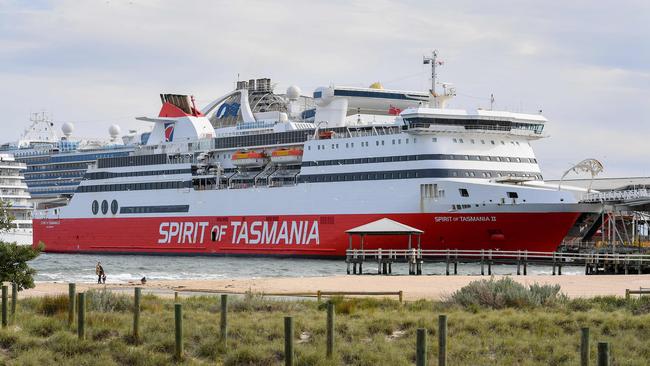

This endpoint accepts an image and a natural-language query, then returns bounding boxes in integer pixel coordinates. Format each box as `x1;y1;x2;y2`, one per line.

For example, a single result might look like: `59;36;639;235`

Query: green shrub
36;295;68;316
448;277;566;309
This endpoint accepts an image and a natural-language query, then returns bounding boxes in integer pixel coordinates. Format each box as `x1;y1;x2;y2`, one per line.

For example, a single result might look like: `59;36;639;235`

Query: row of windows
298;169;542;183
404;117;544;134
302;154;537;167
77;180;192;193
24;170;85;180
97;153;168;169
27;162;89;172
119;205;189;214
85;169;191;180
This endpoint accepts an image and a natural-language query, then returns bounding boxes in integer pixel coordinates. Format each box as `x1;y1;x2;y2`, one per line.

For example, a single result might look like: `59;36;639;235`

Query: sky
0;0;648;179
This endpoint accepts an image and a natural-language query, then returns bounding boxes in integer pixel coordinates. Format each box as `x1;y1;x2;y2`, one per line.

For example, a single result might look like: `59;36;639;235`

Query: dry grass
1;286;650;365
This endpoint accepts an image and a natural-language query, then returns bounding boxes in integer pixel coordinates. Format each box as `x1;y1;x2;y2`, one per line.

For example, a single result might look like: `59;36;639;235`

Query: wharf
345;249;650;276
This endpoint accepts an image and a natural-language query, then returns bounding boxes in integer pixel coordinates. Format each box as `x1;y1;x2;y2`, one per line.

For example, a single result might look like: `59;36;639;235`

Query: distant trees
0;200;41;290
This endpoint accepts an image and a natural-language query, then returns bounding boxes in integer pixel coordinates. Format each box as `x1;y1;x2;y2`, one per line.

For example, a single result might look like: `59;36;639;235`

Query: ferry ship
0;154;32;245
33;54;594;256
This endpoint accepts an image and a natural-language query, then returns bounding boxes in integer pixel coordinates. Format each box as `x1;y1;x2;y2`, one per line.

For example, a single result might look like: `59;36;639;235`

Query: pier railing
345;249;650;275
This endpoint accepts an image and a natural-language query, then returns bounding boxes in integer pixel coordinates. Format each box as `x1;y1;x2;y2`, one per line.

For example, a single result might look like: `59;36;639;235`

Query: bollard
68;283;76;326
326;302;335;358
220;294;228;343
416;328;427;366
174;304;183;360
11;283;17;322
581;327;590;366
133;287;141;341
77;292;85;339
1;285;7;328
438;315;447;366
597;342;609;366
284;316;294;366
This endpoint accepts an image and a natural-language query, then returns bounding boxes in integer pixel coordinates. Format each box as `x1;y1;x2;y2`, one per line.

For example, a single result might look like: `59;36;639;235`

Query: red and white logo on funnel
164;123;175;142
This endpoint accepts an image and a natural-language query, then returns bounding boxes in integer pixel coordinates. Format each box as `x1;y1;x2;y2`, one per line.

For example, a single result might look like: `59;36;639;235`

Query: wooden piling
1;285;7;328
174;304;183;360
597;342;609;366
284;316;294;366
68;283;76;326
416;328;427;366
77;292;85;339
480;250;485;275
326;302;334;358
133;287;141;342
580;327;590;366
220;294;228;343
438;315;447;366
11;283;17;322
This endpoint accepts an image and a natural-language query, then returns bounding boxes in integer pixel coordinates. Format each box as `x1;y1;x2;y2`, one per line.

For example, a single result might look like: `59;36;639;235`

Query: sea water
31;253;584;283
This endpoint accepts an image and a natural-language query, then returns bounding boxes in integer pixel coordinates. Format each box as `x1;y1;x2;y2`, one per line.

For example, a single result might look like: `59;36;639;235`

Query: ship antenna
423;50;442;104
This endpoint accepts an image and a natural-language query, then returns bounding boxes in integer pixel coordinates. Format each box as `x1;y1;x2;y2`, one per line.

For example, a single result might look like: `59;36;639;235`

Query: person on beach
96;262;104;284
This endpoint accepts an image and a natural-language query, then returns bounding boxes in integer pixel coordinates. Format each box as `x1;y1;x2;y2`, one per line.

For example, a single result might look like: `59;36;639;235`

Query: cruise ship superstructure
0;154;32;245
33;55;592;256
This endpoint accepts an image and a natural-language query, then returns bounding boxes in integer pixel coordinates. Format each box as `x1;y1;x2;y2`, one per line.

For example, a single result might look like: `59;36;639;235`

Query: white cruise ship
0;154;32;245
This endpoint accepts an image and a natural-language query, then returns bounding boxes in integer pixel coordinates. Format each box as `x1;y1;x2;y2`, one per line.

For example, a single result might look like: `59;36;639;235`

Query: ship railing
581;189;650;203
407;122;543;135
345;248;650;263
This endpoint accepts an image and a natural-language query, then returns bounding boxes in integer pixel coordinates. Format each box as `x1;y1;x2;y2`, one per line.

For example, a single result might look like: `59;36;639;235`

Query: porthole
91;200;99;215
101;200;109;215
111;200;118;215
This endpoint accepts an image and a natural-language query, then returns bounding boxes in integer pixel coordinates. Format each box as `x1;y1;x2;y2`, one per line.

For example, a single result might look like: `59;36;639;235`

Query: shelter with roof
345;218;424;251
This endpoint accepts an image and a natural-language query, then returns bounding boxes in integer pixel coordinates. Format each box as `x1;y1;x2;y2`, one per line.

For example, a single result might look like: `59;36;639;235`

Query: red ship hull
33;211;580;256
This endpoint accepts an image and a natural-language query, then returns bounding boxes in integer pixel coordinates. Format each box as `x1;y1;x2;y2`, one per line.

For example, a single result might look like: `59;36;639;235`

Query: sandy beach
19;275;650;300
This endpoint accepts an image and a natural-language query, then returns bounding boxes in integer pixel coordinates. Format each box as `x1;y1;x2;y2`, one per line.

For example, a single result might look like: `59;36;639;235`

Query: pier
345;249;650;275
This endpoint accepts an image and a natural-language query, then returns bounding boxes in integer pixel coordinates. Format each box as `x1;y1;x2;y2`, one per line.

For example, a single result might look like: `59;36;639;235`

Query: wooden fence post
597;342;609;366
11;283;17;322
438;314;447;366
416;328;427;366
580;327;590;366
284;316;294;366
220;294;228;343
133;287;141;342
77;292;85;339
1;285;7;328
174;303;183;360
326;302;334;358
68;283;76;326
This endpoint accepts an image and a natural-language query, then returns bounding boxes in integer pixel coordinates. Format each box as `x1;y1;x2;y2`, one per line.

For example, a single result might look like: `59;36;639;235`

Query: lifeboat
231;151;267;168
318;131;334;139
271;148;303;165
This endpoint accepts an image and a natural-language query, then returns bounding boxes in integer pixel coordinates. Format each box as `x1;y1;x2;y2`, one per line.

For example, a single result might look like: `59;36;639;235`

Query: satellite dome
369;82;383;89
61;122;74;137
108;124;121;138
286;85;301;100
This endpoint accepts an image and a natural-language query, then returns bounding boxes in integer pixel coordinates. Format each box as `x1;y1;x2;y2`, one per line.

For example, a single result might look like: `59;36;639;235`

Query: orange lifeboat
318;131;334;139
231;151;267;167
271;148;303;165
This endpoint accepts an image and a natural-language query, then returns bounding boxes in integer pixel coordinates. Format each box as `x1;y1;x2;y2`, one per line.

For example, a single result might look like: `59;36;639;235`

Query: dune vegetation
0;278;649;365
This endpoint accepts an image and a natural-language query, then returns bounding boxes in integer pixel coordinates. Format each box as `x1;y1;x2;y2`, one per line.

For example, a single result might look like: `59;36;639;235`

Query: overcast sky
1;0;648;178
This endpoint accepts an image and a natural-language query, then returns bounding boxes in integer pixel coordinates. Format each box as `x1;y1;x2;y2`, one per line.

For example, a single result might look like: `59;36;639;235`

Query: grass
0;284;649;365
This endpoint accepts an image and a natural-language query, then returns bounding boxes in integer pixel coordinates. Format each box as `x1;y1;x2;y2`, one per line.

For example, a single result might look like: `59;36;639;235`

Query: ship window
464;155;469;160
516;141;520;145
406;138;409;144
392;139;395;145
351;143;354;147
470;172;475;177
453;138;457;143
459;138;464;143
451;172;458;177
481;140;485;144
501;141;505;145
470;139;475;144
376;141;379;146
491;140;495;145
432;138;437;142
464;172;470;177
516;158;521;162
507;192;519;199
459;188;469;197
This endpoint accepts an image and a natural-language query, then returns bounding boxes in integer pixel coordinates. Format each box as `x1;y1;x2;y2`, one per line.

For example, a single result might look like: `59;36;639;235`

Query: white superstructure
0;154;32;245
